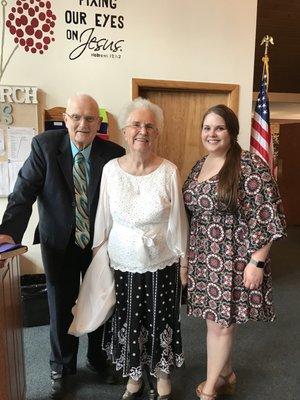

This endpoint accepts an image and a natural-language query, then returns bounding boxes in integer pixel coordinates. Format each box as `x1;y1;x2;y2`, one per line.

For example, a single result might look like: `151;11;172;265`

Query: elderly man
0;94;125;398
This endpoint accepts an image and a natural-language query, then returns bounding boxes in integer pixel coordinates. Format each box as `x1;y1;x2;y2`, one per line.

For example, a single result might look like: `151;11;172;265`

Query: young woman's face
201;112;231;156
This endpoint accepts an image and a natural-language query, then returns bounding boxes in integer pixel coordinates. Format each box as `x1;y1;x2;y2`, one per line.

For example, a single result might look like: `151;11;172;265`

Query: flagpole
251;34;275;175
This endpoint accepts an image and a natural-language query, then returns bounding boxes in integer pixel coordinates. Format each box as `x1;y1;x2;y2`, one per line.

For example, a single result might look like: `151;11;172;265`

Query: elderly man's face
64;96;100;149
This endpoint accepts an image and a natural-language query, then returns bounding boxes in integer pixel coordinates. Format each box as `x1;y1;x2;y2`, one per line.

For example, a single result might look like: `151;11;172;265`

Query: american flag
250;75;273;171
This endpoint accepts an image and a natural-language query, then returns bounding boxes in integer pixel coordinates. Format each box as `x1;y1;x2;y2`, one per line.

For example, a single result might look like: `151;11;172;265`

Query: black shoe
120;380;145;399
148;388;157;400
50;372;69;399
86;359;121;384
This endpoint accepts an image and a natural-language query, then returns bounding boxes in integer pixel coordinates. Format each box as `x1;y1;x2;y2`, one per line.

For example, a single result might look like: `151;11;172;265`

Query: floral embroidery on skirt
102;263;184;380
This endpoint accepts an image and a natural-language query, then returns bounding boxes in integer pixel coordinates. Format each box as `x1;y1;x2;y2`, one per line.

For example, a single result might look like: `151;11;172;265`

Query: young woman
182;104;286;399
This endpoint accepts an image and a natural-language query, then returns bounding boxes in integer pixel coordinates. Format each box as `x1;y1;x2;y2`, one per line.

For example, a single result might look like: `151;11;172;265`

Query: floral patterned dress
183;151;286;327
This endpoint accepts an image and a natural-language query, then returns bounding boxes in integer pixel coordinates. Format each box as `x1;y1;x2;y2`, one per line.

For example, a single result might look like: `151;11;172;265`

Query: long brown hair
201;104;242;210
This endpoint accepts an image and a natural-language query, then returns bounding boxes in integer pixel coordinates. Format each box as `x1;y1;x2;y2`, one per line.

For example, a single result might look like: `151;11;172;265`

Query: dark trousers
41;239;107;375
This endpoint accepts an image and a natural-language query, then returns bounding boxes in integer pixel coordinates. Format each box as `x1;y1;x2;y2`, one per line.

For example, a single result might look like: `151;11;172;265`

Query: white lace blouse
92;158;188;273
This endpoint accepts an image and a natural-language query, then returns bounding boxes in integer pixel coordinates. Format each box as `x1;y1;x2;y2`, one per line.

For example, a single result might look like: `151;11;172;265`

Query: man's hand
0;234;15;244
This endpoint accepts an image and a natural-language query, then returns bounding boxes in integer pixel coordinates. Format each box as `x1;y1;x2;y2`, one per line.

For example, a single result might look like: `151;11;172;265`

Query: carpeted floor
24;227;300;399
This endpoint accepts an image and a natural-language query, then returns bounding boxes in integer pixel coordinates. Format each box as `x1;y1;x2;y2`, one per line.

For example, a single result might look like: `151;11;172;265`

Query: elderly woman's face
123;108;159;154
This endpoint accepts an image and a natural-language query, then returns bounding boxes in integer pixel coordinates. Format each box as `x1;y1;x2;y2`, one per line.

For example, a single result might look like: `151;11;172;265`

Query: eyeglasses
64;112;98;123
124;122;158;133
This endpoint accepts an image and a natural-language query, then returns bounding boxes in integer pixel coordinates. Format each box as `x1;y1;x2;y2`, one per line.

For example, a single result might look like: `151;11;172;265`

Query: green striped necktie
73;152;90;249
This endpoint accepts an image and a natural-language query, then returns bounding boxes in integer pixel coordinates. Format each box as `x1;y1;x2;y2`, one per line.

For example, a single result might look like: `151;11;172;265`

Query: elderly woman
92;97;188;399
182;104;286;399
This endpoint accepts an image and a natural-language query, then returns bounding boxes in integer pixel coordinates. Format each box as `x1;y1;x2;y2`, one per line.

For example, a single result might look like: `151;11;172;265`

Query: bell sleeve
92;163;112;251
166;166;189;258
68;162;115;336
240;152;286;255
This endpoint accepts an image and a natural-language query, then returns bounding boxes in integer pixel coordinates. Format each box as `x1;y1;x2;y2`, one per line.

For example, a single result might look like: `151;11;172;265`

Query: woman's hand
243;263;264;290
180;267;188;287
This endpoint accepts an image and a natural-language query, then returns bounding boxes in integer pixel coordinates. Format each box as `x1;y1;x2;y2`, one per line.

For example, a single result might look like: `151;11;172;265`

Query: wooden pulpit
0;251;27;400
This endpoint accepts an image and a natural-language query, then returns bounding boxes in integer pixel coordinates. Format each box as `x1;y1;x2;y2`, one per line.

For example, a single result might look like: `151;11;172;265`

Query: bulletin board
0;85;44;196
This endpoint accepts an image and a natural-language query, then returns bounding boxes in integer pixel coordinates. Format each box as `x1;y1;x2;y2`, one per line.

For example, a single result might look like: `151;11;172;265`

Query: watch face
256;261;265;269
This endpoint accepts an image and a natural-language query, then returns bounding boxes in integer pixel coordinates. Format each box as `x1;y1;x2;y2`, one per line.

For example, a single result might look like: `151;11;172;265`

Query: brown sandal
218;371;237;395
196;371;236;398
196;382;216;399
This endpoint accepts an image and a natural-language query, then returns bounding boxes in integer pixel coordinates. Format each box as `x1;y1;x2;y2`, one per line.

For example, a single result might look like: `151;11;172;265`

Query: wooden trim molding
132;78;239;113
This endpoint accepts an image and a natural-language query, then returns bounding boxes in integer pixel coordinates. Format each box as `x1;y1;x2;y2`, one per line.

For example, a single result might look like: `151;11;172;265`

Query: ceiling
253;0;300;94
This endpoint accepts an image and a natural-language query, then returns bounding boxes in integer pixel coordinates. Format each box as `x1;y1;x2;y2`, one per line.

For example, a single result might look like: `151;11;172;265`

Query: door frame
132;78;239;112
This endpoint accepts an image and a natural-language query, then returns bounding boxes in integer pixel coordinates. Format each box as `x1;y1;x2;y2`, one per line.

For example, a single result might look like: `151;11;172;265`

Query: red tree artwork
0;0;57;81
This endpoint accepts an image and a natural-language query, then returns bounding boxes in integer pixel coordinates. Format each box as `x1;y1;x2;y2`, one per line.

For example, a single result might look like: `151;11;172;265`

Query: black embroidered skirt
102;263;184;380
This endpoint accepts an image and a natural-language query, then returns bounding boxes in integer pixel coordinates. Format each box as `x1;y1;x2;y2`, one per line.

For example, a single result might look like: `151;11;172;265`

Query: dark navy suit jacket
0;129;125;250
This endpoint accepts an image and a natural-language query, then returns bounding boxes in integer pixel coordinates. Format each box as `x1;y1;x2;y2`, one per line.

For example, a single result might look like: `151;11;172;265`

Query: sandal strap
219;371;236;384
199;391;216;400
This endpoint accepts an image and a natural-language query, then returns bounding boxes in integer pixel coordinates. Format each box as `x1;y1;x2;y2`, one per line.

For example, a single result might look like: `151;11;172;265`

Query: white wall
0;0;258;257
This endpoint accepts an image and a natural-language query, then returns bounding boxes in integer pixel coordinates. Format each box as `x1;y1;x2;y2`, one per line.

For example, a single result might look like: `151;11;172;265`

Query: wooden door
133;78;239;180
277;123;300;225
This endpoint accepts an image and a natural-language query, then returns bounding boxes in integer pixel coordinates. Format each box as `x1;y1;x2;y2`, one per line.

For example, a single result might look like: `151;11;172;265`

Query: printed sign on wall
65;0;125;61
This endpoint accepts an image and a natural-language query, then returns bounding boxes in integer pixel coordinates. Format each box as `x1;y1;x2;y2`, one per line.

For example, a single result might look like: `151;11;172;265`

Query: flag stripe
251;118;270;144
250;137;270;163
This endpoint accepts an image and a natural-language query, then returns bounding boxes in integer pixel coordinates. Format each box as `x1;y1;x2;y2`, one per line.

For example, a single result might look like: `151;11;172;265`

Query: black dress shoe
86;359;122;384
148;388;157;400
50;372;69;399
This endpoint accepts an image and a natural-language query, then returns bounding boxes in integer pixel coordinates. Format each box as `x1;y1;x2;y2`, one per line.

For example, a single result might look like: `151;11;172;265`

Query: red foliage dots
42;23;50;32
31;17;39;27
20;15;28;25
28;7;35;17
25;25;34;35
35;29;43;39
26;37;34;46
7;0;57;55
16;28;24;37
39;12;46;21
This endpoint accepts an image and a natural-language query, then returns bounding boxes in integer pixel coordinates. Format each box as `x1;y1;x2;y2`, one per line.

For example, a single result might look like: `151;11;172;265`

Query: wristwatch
249;257;265;269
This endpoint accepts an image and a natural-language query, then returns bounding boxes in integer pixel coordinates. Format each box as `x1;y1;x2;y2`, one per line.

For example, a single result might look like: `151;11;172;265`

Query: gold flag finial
260;35;274;89
260;35;274;56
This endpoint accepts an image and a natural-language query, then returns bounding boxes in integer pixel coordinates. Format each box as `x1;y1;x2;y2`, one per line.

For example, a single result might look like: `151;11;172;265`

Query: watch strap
250;257;265;269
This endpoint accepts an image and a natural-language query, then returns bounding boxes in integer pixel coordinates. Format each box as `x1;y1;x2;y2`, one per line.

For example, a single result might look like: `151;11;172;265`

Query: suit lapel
88;140;106;207
57;133;74;196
